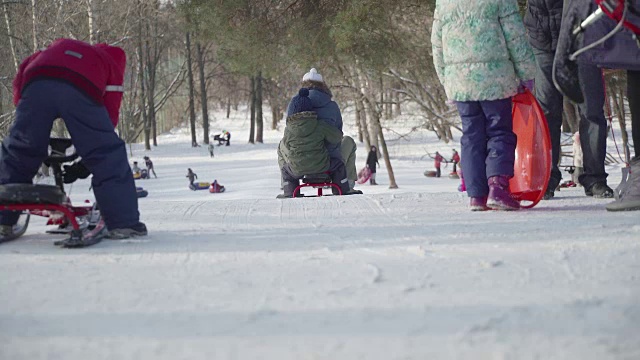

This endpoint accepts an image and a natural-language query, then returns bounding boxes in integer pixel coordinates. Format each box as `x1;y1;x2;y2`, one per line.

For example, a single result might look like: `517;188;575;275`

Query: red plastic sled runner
509;89;552;209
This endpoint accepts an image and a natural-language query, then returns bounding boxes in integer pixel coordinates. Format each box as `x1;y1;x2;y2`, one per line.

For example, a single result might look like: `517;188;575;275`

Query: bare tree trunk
137;10;150;150
269;87;280;130
185;31;197;147
248;76;255;144
31;0;37;51
366;103;380;151
144;37;158;147
385;89;392;119
3;2;18;72
373;106;398;189
226;97;231;118
357;95;371;150
355;68;378;151
357;72;397;188
395;90;401;116
196;42;210;144
377;77;397;188
255;71;263;143
271;100;279;130
355;95;363;143
86;0;95;43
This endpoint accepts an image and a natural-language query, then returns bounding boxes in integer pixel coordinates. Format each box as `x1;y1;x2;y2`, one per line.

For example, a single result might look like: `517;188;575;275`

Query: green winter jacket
431;0;536;101
278;111;343;177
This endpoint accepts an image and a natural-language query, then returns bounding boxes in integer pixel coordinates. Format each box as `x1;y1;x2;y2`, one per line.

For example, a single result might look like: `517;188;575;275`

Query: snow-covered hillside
1;107;639;360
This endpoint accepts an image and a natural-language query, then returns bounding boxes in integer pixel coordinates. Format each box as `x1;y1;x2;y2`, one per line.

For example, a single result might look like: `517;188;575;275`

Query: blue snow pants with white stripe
0;79;139;230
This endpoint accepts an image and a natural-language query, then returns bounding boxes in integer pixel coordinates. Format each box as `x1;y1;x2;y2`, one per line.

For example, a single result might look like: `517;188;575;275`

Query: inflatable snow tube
209;186;226;193
424;170;437;178
189;182;211;191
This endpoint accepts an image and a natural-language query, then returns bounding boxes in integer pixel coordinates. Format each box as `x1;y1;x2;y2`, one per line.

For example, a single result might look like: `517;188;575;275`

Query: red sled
0;138;105;248
293;173;342;197
509;90;552;209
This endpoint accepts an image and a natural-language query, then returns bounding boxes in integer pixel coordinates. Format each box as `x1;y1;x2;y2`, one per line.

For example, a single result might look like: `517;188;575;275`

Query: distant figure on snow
432;151;444;178
366;145;380;185
186;168;198;185
451;149;460;174
132;161;141;176
208;143;215;158
224;130;231;146
143;156;157;178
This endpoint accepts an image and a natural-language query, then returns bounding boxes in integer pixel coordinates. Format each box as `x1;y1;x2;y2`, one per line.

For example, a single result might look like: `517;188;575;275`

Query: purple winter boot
487;176;520;211
470;197;488;211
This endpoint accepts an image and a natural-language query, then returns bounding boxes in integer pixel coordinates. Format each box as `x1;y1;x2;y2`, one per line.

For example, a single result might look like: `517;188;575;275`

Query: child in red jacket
0;38;146;240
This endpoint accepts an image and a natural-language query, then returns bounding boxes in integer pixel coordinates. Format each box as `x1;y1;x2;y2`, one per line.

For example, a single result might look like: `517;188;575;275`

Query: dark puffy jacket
278;111;343;177
524;0;564;52
287;88;343;131
366;150;378;173
579;1;640;70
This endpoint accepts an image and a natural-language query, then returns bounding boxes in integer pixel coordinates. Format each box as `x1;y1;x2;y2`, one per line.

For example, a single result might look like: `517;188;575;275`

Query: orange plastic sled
509;89;552;209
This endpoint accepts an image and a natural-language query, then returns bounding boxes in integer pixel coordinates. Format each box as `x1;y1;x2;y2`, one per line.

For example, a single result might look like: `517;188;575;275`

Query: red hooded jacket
434;153;444;167
13;38;126;127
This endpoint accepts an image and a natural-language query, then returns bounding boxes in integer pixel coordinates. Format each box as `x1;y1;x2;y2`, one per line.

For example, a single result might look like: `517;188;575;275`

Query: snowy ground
1;108;639;360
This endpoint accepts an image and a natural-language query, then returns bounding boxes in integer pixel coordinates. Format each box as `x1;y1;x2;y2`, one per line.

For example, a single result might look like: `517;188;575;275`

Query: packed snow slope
1;107;639;360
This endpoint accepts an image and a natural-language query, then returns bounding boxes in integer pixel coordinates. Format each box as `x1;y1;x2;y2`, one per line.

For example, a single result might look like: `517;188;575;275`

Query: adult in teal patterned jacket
431;0;536;211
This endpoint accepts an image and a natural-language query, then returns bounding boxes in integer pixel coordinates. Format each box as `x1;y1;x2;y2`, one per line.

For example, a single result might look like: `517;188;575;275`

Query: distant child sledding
424;151;446;178
186;168;225;193
213;130;231;146
132;158;156;180
143;156;157;178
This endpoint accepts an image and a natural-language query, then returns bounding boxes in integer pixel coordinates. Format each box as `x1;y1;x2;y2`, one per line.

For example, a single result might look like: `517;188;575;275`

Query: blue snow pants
455;98;516;198
0;80;140;230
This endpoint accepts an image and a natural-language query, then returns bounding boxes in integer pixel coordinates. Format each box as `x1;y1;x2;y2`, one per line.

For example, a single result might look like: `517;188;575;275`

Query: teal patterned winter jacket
431;0;536;102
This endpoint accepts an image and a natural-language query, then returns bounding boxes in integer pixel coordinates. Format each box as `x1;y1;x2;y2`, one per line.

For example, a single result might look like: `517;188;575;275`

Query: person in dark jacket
366;145;380;185
186;168;198;185
524;0;613;199
284;68;360;192
143;156;157;178
0;38;146;240
278;88;350;198
286;68;345;163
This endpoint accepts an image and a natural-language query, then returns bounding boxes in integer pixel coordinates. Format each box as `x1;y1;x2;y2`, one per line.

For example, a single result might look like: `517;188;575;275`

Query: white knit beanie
302;68;323;82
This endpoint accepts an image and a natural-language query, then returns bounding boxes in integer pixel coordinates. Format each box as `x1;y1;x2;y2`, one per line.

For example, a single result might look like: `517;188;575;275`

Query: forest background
0;0;632;185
